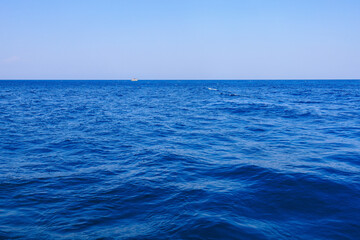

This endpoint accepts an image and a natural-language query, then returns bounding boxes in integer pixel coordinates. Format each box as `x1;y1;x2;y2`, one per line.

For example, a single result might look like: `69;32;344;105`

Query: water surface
0;80;359;239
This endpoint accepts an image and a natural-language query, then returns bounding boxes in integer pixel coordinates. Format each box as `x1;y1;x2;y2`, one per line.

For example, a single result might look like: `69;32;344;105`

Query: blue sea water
0;80;360;240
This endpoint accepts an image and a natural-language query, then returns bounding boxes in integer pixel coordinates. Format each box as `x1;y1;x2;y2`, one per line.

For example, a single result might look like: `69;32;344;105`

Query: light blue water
0;80;360;239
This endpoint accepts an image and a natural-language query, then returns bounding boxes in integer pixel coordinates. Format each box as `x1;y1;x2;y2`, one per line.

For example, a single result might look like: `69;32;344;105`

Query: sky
1;0;359;80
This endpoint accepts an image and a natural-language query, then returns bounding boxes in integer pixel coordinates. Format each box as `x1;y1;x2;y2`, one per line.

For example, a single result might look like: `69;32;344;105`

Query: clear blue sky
1;0;359;79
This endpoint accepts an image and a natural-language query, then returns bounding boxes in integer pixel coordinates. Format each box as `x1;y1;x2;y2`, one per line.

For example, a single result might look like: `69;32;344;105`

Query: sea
0;80;359;240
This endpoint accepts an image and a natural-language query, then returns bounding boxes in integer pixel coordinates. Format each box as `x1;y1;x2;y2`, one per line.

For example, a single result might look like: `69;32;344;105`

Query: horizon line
0;79;360;81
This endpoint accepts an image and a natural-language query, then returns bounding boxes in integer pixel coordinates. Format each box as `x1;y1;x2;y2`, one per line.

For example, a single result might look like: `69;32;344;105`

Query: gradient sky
1;0;359;79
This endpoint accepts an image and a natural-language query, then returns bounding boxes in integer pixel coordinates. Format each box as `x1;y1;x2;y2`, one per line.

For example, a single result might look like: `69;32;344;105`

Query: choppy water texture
1;80;360;240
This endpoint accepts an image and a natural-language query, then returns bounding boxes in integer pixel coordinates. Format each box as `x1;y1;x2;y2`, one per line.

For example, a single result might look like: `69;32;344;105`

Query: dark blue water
1;80;360;240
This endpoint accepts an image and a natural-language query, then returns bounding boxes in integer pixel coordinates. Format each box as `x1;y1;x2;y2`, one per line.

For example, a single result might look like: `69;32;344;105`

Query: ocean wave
0;80;360;239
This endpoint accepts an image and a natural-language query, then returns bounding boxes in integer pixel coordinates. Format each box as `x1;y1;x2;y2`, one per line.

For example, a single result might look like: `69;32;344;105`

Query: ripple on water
0;80;360;239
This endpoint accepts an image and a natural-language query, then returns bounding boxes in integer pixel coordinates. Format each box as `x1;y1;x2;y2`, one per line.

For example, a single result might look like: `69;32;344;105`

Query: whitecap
208;88;218;91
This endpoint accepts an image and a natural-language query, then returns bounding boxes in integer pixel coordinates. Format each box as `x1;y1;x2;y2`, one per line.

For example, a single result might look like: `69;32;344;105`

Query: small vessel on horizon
131;78;138;82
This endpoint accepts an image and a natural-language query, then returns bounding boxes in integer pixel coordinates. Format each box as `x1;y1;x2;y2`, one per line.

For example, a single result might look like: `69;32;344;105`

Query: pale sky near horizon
1;0;359;80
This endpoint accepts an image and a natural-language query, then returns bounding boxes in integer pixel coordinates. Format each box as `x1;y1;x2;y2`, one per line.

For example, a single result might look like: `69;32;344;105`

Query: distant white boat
131;78;138;82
